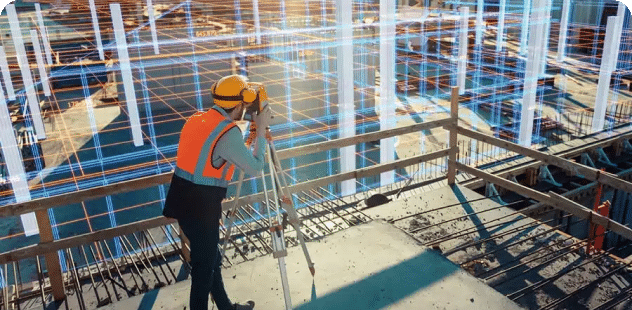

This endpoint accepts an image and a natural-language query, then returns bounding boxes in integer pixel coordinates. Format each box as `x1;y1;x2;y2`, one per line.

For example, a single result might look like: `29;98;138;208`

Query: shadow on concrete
136;289;160;310
294;250;458;310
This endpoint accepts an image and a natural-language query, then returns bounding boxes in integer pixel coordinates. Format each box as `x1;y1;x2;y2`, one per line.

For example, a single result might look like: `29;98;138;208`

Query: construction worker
163;75;271;310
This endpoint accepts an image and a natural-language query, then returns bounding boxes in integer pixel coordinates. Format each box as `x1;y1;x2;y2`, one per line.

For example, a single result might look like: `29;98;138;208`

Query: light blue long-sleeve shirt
212;126;266;177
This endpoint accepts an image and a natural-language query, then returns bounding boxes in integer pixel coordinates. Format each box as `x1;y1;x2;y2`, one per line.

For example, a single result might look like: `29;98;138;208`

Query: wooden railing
0;97;457;301
4;85;632;302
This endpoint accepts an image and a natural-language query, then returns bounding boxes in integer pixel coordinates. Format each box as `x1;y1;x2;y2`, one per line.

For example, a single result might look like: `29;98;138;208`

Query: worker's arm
214;126;266;176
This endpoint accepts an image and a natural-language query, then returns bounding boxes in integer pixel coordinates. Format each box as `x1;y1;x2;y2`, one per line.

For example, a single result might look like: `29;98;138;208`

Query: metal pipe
143;230;177;282
34;256;46;309
99;240;133;296
117;236;149;291
65;249;86;310
128;234;164;286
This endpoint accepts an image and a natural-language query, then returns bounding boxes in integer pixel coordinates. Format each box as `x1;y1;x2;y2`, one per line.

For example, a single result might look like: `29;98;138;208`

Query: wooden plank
457;126;632;193
0;173;173;218
275;118;451;160
34;209;65;300
447;87;459;185
0;216;176;264
226;149;450;209
454;162;632;242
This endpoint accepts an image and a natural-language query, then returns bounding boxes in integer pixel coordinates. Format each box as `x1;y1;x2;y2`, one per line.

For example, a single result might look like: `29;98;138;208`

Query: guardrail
0;98;456;301
2;86;631;303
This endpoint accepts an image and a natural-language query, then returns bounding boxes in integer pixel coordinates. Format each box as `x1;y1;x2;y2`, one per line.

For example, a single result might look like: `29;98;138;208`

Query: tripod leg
221;170;246;256
267;144;316;276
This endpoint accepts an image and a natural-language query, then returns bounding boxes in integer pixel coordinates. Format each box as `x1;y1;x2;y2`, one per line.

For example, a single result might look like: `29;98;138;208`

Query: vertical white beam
496;0;506;52
458;7;469;95
89;0;105;61
7;4;46;140
380;0;396;187
538;0;552;76
592;16;620;133
336;0;355;196
475;0;484;46
147;0;160;54
0;47;16;101
556;0;571;62
520;0;531;55
612;2;626;70
253;0;262;45
519;0;546;147
0;84;38;236
30;30;51;97
111;3;144;147
34;4;53;65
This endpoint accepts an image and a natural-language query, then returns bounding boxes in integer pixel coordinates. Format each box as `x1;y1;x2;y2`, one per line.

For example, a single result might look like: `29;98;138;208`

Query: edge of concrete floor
105;218;525;310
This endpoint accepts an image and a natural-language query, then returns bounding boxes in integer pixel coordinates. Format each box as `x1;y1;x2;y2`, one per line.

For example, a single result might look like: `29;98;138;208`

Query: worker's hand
254;106;272;138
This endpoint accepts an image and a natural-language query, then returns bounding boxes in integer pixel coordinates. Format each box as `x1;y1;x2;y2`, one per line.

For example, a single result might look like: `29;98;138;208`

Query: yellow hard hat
211;75;258;109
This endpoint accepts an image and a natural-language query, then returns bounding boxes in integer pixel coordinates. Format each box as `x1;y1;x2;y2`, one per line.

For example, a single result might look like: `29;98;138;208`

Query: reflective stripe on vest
174;108;236;187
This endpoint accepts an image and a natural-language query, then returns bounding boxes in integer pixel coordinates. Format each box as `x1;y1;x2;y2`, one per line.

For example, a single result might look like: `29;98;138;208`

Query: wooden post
448;86;459;185
35;209;65;300
179;226;191;262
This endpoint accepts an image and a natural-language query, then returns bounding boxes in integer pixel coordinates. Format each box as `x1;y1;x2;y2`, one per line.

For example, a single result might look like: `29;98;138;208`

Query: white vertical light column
520;0;531;55
592;16;620;133
538;0;552;76
612;2;626;69
519;0;546;147
475;0;484;46
253;0;262;45
7;4;46;140
34;4;53;65
30;31;51;97
0;47;16;100
380;0;396;187
147;0;160;54
458;7;469;95
89;0;105;60
111;3;144;147
0;85;38;236
496;0;506;52
336;0;355;196
556;0;571;62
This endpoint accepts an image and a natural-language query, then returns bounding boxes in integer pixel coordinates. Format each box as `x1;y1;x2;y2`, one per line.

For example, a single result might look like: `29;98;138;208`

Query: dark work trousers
179;213;232;310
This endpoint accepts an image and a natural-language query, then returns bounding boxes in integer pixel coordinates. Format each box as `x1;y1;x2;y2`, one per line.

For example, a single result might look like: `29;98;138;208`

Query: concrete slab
106;221;523;310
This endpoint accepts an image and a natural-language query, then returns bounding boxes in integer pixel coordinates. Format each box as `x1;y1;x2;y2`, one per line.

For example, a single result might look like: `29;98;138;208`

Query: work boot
232;301;255;310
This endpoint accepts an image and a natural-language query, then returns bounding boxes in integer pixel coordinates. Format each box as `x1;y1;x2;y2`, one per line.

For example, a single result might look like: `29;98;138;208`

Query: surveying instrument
220;104;315;310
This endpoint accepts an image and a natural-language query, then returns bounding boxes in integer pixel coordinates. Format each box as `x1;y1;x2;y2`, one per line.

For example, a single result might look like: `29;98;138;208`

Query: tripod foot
309;266;316;276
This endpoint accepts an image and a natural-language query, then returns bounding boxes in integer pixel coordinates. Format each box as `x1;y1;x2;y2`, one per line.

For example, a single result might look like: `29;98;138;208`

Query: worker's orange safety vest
174;106;236;187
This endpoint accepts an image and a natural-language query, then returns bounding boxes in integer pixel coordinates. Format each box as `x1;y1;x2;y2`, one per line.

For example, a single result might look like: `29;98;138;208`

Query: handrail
0;117;452;218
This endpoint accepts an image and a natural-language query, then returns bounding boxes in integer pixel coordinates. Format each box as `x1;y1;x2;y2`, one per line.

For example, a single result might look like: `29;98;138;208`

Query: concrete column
380;0;396;187
457;7;469;95
336;0;355;196
34;4;53;65
147;0;160;54
111;3;144;147
7;4;46;140
556;0;571;62
496;0;506;52
519;0;546;147
253;0;262;44
0;47;16;100
592;16;621;133
0;84;38;236
475;0;484;46
520;0;531;55
88;0;105;60
30;30;50;97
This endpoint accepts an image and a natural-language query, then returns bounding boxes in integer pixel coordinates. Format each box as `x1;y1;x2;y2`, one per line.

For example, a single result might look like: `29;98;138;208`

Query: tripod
221;127;315;310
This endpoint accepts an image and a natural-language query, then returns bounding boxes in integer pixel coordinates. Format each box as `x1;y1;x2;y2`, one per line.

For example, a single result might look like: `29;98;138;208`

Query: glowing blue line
185;1;203;110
